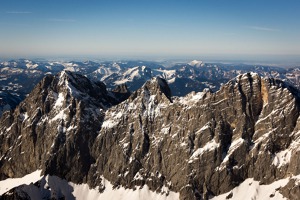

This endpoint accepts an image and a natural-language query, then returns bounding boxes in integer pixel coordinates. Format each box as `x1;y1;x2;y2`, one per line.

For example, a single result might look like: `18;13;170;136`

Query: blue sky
1;0;300;61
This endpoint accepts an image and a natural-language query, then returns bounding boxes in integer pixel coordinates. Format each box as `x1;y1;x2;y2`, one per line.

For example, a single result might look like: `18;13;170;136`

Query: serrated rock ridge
1;71;300;199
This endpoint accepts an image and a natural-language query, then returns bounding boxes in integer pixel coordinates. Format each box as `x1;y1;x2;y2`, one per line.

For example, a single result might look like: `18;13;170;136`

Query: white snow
114;67;142;85
253;128;278;145
133;172;143;180
220;138;244;168
191;92;204;101
129;68;141;80
123;67;139;77
26;63;39;69
154;69;176;80
189;139;219;163
197;123;210;133
272;149;292;168
5;123;14;132
188;60;203;67
0;170;42;195
178;92;204;106
57;71;82;97
101;110;124;129
71;176;179;200
19;112;29;121
24;112;29;121
93;66;116;76
115;79;129;85
0;172;179;200
115;112;123;119
54;93;65;108
161;127;171;135
211;177;293;200
167;77;176;84
50;109;68;122
57;124;66;133
122;142;129;149
239;72;259;81
102;119;118;129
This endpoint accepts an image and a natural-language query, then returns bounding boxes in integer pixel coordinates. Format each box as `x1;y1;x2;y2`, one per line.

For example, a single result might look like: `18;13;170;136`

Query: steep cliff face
1;71;300;200
87;72;300;199
0;71;119;182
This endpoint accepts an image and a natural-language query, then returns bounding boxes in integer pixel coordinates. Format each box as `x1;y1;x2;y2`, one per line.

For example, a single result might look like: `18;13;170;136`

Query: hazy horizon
1;54;300;68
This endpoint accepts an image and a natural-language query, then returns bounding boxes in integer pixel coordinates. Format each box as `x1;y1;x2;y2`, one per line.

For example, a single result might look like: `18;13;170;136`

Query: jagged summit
143;76;172;102
1;72;300;199
111;83;131;102
56;70;117;106
0;71;122;181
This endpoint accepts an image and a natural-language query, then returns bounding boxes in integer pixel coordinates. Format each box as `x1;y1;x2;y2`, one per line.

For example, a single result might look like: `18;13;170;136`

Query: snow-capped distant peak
113;66;152;85
188;60;203;67
26;63;39;69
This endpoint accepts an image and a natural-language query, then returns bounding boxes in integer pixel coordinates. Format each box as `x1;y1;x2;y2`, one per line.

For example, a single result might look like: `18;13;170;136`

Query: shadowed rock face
111;84;131;103
1;71;300;199
0;71;119;181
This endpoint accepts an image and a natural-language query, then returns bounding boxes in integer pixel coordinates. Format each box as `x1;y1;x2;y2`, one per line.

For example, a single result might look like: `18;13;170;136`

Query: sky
1;0;300;62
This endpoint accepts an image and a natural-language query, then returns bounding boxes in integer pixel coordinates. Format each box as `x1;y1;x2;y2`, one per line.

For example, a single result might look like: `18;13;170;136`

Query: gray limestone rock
1;71;300;199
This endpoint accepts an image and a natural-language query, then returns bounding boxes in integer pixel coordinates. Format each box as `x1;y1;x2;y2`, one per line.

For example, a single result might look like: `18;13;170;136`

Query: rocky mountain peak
0;71;121;181
141;76;172;102
56;70;113;104
112;83;129;94
1;72;300;200
111;84;131;102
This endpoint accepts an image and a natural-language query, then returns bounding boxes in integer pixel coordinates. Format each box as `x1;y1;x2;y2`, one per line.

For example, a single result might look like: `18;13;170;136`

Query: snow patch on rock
189;139;219;163
0;170;42;195
272;149;292;168
211;176;295;200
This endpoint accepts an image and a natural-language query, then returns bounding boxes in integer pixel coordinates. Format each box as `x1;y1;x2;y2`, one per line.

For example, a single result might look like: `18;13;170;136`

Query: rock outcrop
0;71;119;181
111;84;131;102
1;71;300;199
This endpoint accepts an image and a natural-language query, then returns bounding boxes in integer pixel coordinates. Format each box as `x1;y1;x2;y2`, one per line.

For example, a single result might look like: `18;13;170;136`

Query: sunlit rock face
1;71;300;200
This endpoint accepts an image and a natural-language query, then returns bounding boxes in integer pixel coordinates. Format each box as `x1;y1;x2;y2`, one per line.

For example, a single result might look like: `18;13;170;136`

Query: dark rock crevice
1;72;300;199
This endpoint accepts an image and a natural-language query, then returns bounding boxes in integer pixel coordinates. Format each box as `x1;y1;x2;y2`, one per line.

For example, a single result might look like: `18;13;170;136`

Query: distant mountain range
1;59;300;116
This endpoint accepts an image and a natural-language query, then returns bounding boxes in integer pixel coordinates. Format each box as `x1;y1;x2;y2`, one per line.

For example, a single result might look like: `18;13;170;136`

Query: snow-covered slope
211;175;300;200
0;173;179;200
0;170;42;195
188;60;204;67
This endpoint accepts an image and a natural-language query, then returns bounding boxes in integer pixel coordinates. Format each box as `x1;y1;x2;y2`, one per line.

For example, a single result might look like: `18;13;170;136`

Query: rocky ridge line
1;72;300;199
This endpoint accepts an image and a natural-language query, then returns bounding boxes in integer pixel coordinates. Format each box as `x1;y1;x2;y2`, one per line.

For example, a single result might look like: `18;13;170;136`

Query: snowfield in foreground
1;170;300;200
0;170;42;195
212;175;300;200
0;171;179;200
